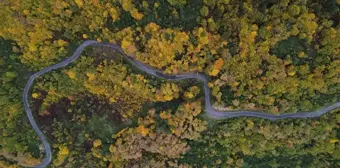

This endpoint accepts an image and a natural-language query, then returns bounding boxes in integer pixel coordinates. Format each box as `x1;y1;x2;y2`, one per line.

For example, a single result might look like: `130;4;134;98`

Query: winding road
23;40;340;168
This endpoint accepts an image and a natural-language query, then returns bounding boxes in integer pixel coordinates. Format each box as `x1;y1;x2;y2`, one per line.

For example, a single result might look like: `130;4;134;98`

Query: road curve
23;40;340;168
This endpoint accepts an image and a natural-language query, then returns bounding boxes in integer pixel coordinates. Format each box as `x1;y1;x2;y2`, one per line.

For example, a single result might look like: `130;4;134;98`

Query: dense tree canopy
0;0;339;167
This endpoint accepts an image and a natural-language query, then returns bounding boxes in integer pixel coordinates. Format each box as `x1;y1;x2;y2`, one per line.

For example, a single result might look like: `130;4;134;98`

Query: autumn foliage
0;0;339;167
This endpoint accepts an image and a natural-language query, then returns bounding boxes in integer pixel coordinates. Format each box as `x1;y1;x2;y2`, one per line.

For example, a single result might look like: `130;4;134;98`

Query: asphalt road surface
23;40;340;168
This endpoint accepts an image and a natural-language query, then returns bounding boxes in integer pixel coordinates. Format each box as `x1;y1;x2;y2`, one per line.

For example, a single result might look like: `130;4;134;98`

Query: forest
0;0;339;167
